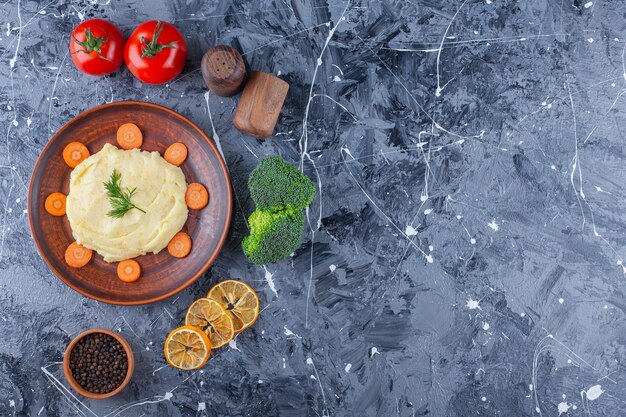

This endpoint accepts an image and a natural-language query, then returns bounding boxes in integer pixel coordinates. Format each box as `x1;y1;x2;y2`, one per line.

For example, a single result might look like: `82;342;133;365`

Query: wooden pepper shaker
233;71;289;139
201;45;246;97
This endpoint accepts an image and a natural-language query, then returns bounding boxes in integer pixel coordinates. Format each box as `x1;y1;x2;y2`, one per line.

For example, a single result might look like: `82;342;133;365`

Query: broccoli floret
242;156;315;264
248;156;316;211
242;208;305;264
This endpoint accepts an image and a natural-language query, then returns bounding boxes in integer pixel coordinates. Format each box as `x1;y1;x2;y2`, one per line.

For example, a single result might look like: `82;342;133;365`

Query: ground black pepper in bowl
68;332;129;394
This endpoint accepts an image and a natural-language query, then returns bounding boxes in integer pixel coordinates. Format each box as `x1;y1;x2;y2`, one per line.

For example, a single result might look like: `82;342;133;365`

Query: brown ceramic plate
28;101;232;305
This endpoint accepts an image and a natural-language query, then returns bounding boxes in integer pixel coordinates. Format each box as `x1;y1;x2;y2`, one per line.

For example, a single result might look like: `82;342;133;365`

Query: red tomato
69;19;124;76
124;21;187;85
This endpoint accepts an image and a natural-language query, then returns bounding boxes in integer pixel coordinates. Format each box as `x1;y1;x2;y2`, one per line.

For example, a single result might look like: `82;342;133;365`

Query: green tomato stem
72;28;113;62
140;21;179;59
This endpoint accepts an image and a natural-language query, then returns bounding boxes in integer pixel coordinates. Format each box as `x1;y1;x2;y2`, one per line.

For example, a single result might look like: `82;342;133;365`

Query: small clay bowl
63;328;134;399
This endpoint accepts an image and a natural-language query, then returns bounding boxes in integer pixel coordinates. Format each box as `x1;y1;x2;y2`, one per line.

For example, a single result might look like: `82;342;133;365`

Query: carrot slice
117;259;141;282
164;143;188;166
185;183;209;210
116;123;143;150
44;192;66;216
65;242;92;268
168;232;192;258
62;142;90;168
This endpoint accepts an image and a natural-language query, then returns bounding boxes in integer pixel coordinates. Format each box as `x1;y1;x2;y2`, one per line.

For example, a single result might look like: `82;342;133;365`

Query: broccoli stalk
242;156;316;264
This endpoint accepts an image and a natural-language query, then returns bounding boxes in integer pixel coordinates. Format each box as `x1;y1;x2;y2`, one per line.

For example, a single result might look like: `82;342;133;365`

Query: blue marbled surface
2;0;626;416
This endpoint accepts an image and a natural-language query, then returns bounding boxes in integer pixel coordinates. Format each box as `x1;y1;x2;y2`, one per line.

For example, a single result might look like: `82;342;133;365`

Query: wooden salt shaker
201;45;246;97
233;71;289;139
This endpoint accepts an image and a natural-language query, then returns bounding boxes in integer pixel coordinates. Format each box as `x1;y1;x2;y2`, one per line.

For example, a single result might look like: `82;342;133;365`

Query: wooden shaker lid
201;45;246;97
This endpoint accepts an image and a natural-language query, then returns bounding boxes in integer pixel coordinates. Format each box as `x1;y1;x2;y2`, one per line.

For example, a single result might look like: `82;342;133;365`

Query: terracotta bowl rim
63;328;135;399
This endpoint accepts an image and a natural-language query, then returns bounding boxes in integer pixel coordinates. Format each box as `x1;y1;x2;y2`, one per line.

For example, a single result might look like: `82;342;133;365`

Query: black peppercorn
69;333;128;394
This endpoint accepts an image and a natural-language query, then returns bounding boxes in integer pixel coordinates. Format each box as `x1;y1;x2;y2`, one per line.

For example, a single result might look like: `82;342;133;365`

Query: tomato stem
140;21;179;59
72;28;113;62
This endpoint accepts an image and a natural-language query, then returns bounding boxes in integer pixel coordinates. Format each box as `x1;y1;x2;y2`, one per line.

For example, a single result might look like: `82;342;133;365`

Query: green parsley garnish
104;169;146;218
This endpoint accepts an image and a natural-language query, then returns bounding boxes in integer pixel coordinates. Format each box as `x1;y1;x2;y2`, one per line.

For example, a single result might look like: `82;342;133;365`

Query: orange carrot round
44;192;67;216
116;123;143;150
164;143;188;166
62;142;90;168
168;232;192;258
65;242;92;268
185;183;209;210
117;259;141;282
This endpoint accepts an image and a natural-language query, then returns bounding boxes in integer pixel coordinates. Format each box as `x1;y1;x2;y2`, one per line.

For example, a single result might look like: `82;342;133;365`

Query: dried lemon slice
207;280;260;333
185;298;235;348
164;326;211;370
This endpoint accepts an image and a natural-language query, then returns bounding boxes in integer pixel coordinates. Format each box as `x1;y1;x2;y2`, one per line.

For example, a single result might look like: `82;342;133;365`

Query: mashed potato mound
66;143;188;262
